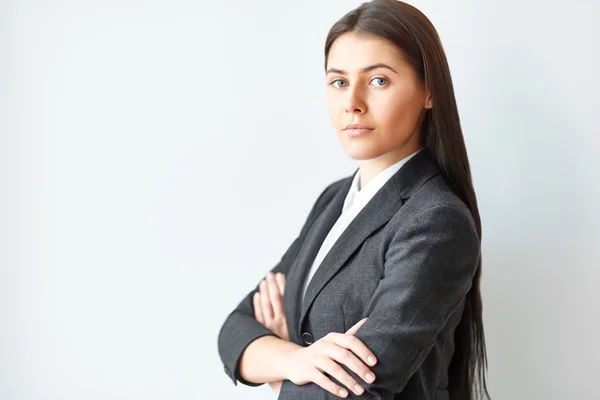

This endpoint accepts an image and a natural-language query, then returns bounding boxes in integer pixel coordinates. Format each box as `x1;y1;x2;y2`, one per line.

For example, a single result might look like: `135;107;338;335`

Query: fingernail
368;355;376;365
354;384;364;394
338;389;348;397
366;372;375;383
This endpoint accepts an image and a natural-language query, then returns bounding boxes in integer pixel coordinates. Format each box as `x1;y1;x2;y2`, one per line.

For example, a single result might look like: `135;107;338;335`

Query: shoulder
301;175;350;224
391;174;478;247
385;176;481;275
410;171;467;206
403;174;472;219
314;175;350;207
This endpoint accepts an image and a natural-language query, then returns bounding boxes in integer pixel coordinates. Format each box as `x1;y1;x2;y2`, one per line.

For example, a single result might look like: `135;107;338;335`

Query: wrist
274;340;302;381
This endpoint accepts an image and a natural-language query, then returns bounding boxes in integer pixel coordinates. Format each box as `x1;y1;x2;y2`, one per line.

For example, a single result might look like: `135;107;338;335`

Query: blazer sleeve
217;181;337;387
277;203;481;399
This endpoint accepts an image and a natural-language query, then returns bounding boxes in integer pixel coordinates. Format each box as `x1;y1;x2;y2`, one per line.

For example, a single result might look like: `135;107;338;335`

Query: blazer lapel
297;149;441;331
284;174;354;344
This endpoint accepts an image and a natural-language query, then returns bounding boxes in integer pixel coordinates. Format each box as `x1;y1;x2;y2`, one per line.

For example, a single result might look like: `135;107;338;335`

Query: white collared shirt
301;148;423;302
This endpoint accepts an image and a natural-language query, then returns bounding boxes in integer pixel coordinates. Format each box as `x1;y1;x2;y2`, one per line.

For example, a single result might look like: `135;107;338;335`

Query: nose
344;87;366;114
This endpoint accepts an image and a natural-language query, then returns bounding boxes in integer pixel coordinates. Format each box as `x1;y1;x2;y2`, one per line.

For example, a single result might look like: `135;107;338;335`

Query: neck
359;145;423;190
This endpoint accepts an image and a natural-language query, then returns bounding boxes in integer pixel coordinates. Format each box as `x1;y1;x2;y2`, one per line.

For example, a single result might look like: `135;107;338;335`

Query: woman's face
326;32;431;163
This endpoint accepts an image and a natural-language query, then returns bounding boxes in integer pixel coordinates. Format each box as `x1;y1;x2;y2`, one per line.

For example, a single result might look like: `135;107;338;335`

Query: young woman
217;1;490;399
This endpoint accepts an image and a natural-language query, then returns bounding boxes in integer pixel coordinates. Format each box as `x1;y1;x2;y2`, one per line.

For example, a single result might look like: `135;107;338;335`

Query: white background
2;0;599;399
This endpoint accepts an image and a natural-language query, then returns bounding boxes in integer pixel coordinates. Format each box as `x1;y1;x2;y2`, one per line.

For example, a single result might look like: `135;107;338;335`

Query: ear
424;86;433;109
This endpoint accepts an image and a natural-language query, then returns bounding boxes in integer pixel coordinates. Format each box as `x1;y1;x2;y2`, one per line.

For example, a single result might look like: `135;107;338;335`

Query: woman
217;1;490;399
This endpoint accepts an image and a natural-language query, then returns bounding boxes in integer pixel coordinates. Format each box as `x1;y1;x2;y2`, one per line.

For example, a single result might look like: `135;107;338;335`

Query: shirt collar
342;170;362;212
342;148;423;212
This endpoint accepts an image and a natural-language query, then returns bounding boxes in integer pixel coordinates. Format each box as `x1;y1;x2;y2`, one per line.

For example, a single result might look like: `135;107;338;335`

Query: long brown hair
324;1;490;399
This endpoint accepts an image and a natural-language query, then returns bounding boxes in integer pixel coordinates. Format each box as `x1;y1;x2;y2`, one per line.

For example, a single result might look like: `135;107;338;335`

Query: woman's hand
281;318;376;398
254;272;289;341
253;272;289;394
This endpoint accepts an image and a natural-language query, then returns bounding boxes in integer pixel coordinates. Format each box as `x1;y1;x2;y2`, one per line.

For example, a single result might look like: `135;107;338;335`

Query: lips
344;128;373;137
344;123;373;130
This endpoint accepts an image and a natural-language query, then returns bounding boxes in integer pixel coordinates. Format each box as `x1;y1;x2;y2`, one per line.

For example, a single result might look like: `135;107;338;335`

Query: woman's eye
329;78;387;88
370;77;388;87
331;79;347;88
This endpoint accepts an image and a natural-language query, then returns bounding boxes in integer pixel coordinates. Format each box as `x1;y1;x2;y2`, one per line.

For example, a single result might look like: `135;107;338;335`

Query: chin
337;132;386;161
341;143;385;161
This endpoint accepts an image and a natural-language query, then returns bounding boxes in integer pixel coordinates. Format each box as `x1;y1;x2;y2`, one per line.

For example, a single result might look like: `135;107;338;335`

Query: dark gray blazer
217;149;481;400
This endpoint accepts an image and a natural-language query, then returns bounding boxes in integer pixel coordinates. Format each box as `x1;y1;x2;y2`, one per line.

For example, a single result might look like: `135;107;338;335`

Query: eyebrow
326;63;398;75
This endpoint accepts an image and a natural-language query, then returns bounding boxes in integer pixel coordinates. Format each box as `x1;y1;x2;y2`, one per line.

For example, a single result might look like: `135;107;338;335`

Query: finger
259;280;274;321
317;356;364;396
281;323;290;341
266;273;284;316
345;317;367;335
331;332;378;369
326;342;375;387
253;292;265;324
275;272;286;295
310;369;350;398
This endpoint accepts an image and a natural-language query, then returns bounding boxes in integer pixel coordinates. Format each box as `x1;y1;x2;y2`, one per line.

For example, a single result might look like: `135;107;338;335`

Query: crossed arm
248;272;374;397
219;201;480;399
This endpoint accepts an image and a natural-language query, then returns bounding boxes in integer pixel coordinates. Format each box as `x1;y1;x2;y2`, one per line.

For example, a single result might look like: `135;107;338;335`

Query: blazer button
301;332;314;346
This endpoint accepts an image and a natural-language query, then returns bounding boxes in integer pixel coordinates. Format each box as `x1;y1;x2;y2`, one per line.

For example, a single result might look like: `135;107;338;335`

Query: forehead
327;32;406;69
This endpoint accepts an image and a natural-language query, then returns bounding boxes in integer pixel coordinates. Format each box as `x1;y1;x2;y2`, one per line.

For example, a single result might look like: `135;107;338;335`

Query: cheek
373;92;421;133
